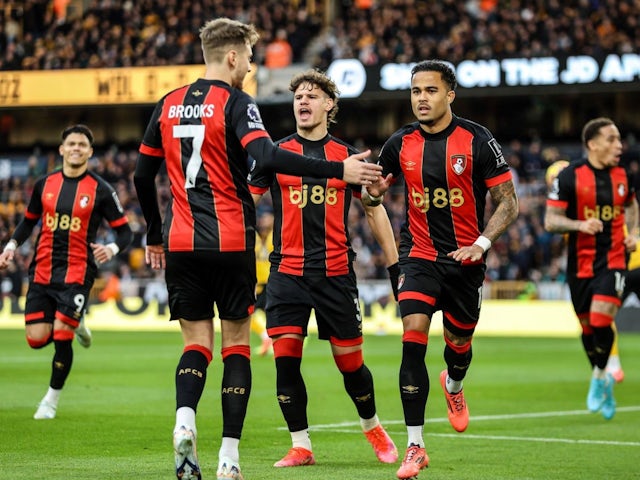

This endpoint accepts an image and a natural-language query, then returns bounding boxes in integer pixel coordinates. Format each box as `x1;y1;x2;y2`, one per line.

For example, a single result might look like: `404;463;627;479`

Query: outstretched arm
247;138;381;185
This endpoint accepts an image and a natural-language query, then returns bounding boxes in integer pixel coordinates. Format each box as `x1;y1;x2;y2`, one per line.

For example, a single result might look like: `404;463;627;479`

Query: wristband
473;235;492;253
3;239;17;253
362;186;383;204
106;243;120;258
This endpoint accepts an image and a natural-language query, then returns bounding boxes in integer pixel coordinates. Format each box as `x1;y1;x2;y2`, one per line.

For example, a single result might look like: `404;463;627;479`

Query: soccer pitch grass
1;328;638;480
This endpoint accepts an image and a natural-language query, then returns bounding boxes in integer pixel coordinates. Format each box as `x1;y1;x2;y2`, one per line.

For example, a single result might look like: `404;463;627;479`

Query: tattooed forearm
483;181;518;242
544;205;581;233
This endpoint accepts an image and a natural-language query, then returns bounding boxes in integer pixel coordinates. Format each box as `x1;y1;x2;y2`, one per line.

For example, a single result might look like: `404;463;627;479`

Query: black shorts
25;282;90;326
568;269;625;316
255;283;267;310
165;250;256;321
398;258;485;334
265;271;362;341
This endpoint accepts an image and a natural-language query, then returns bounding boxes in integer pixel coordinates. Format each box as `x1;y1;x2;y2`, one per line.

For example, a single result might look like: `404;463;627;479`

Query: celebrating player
133;18;381;480
249;69;399;469
545;117;638;420
366;60;518;479
0;124;132;420
545;158;627;383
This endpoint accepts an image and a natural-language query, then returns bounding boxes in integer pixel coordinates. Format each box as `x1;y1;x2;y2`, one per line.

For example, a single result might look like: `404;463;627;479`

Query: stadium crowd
2;1;640;71
1;0;640;301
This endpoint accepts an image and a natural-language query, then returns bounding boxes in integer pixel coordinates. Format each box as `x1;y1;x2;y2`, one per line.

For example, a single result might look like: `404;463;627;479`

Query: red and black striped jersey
546;160;634;278
249;134;359;276
25;170;129;286
139;78;270;253
378;115;512;265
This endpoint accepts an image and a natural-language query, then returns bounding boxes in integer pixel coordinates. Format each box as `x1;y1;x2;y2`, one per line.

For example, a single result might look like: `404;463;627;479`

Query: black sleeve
12;217;39;246
113;223;134;253
246;137;344;179
12;177;44;245
133;153;164;245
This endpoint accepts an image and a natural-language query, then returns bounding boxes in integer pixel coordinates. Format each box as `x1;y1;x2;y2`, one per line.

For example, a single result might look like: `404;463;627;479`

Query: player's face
231;41;253;89
59;132;93;171
589;124;622;169
410;70;454;132
293;82;332;135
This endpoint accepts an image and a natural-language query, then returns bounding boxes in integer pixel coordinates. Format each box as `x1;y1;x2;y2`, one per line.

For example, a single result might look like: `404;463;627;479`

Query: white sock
219;437;240;463
360;414;380;432
407;425;424;448
175;407;196;434
290;429;312;451
606;354;621;371
446;375;463;394
43;387;61;405
593;367;606;379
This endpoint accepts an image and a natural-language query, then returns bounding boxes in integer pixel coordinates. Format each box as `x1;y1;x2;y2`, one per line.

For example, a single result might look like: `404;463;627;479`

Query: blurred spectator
264;28;293;68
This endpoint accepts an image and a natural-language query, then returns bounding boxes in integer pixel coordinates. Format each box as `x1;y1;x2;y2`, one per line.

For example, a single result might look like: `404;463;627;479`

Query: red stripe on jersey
575;167;597;278
109;216;129;228
24;210;39;220
401;131;437;261
485;170;513;188
608;168;628;270
200;87;245;252
446;126;478;247
65;176;98;284
249;184;269;196
33;174;64;284
546;198;568;209
323;141;350;275
241;129;270;147
163;87;196;251
276;139;305;274
139;143;164;157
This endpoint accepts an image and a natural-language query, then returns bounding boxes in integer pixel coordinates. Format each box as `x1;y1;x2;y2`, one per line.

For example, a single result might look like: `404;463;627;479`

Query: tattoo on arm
484;181;518;242
544;205;581;233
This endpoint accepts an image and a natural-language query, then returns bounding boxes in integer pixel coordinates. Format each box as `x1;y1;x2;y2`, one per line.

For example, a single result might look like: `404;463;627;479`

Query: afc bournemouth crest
398;273;405;291
618;183;626;198
450;155;467;175
79;194;91;208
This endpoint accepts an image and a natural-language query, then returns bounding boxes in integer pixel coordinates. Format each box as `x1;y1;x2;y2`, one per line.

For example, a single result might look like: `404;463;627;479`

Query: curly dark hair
289;69;340;126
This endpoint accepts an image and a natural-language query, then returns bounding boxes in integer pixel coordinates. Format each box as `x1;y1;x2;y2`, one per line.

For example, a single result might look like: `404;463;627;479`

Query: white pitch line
292;406;640;447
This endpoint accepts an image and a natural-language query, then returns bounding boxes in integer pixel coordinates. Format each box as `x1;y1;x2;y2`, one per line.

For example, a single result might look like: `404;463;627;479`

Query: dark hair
581;117;615;149
61;124;94;145
411;60;457;91
289;69;340;126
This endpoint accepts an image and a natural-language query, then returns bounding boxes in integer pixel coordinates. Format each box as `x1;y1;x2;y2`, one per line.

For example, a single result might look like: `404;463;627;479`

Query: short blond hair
199;18;259;64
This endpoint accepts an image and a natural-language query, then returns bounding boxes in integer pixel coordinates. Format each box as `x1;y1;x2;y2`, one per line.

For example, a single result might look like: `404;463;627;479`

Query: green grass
1;328;639;479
